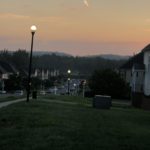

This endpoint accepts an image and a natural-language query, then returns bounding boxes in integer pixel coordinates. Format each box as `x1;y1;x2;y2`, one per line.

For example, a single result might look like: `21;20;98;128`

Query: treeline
0;49;126;75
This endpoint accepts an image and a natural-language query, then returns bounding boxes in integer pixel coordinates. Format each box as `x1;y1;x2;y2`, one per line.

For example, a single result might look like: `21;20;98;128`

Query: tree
31;77;42;90
4;74;23;91
0;49;12;62
12;49;29;69
88;69;130;99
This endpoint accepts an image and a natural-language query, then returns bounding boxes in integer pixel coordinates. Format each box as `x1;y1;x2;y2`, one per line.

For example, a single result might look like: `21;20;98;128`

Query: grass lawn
39;94;91;103
0;96;150;150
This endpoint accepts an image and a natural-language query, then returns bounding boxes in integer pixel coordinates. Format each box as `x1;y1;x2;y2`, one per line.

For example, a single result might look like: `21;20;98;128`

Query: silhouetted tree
4;74;23;91
0;49;12;62
12;49;29;69
31;77;42;90
89;69;130;99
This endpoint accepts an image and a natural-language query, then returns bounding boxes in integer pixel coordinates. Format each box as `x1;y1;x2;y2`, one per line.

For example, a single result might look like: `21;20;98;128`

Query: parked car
14;90;24;96
40;90;46;95
0;90;6;94
46;87;57;94
57;88;67;95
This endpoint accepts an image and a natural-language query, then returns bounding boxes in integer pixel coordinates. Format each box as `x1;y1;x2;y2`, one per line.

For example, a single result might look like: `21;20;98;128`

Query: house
0;60;18;91
120;44;150;109
0;60;18;80
33;69;60;80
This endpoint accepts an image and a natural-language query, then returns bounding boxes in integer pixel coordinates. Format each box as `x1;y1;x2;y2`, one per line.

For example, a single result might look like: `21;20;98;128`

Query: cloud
36;16;65;23
145;18;150;22
144;29;150;32
0;13;30;20
0;13;65;24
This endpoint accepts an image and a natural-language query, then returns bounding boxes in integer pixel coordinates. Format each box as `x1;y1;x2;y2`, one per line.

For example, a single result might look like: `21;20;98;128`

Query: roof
133;63;145;70
120;52;144;69
0;60;16;73
142;44;150;52
0;65;6;73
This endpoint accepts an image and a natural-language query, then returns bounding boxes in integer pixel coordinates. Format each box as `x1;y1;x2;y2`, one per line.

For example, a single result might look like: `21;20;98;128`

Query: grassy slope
0;95;25;102
0;97;150;150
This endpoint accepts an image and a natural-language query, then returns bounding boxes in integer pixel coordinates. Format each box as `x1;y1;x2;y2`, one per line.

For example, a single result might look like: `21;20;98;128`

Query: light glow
30;25;37;32
67;69;71;74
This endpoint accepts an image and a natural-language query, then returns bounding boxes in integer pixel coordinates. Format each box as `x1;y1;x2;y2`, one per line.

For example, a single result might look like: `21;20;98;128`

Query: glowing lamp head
67;69;71;74
31;25;37;33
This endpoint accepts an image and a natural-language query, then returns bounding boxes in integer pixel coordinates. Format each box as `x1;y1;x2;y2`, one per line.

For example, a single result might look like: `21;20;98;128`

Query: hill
0;95;150;150
32;51;72;57
0;50;128;75
100;54;130;60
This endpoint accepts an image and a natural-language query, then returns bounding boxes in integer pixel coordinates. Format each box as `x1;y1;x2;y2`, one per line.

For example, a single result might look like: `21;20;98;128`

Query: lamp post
73;83;77;95
26;25;37;102
67;69;71;95
83;80;86;98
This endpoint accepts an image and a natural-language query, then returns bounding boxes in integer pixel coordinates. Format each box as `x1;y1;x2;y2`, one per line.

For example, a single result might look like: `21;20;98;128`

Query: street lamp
26;25;37;102
83;80;86;98
67;69;71;95
68;69;71;74
73;83;77;95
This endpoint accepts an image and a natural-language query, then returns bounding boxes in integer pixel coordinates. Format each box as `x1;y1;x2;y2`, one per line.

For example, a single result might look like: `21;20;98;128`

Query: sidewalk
0;98;25;109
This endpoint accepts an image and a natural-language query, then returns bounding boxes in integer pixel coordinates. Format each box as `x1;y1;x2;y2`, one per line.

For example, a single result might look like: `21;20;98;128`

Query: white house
0;61;17;80
120;52;143;91
33;69;60;80
120;44;150;109
143;45;150;95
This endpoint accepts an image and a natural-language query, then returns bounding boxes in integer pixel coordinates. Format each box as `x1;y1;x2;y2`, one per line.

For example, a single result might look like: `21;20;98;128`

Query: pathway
0;98;25;109
0;97;131;109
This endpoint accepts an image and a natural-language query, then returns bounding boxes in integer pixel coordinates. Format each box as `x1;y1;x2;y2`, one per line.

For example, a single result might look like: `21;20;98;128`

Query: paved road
0;98;25;109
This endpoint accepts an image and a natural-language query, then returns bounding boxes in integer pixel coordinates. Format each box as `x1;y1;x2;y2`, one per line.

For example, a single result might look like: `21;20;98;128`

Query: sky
0;0;150;56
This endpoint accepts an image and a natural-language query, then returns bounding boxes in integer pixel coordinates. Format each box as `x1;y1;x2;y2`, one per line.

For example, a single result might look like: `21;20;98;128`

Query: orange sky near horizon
0;0;150;56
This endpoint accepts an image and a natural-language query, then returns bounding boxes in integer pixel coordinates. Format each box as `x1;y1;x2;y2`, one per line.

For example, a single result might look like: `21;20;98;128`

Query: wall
144;51;150;95
131;69;144;93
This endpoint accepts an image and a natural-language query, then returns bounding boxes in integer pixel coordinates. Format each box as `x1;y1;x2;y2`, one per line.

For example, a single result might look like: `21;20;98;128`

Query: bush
89;69;130;99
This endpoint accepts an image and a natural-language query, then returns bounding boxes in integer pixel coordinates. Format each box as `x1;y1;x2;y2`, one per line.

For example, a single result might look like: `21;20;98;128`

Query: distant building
0;61;18;91
33;69;60;80
120;44;150;109
50;70;59;77
0;60;18;80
